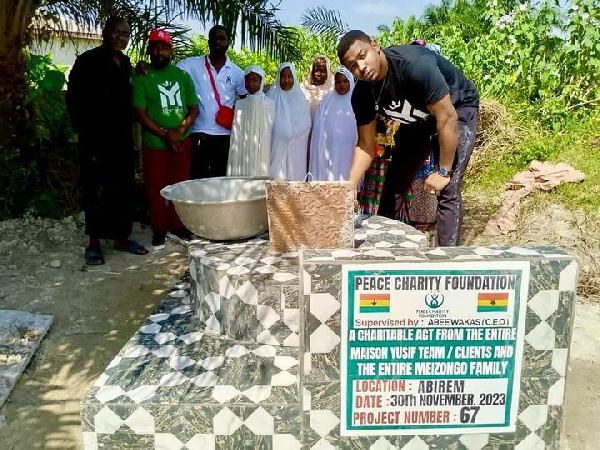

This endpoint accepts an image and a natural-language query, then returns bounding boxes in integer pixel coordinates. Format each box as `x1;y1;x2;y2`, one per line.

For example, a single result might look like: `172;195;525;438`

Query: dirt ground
0;198;599;449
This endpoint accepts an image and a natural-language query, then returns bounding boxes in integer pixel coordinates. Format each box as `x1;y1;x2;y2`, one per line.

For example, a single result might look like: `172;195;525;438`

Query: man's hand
135;61;148;76
424;172;450;195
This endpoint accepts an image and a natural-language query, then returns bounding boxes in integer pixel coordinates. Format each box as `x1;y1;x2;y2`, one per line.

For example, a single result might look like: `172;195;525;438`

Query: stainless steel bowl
160;177;268;240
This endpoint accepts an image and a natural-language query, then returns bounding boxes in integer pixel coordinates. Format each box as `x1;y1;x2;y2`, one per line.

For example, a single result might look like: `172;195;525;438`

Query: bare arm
348;119;377;188
427;93;458;171
424;94;458;193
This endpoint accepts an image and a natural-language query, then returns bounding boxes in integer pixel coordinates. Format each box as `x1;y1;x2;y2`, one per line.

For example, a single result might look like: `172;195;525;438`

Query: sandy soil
0;202;598;449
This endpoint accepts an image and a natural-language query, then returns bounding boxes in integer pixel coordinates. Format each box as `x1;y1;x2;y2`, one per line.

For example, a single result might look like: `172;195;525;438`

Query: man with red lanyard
177;25;247;178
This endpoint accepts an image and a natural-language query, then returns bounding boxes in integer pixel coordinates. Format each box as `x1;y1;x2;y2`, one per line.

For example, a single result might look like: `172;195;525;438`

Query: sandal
113;240;148;255
85;248;105;266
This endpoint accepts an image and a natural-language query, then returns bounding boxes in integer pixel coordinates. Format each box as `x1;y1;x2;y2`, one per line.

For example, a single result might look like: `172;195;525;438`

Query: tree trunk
0;0;32;213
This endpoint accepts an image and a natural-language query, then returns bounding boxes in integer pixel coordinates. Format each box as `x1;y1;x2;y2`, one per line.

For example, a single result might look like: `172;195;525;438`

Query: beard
150;56;170;69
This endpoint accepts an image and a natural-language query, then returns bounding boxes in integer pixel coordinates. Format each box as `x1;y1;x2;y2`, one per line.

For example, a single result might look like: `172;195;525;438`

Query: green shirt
132;65;198;150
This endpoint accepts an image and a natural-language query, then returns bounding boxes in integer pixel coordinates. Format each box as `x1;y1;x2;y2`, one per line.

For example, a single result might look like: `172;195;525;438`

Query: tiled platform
82;216;577;449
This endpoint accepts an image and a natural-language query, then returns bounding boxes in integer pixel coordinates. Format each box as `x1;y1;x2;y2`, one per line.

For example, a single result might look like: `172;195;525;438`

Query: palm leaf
301;6;348;37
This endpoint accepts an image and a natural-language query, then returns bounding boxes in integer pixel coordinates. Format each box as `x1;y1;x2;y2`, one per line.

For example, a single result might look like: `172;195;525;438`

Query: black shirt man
339;30;479;246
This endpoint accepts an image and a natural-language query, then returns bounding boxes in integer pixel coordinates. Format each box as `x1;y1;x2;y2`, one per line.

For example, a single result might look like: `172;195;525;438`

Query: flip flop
114;240;148;255
85;248;105;266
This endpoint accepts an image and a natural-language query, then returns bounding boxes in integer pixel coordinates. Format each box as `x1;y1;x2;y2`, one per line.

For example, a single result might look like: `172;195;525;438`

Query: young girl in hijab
300;55;333;118
227;65;274;176
267;63;311;181
309;67;357;181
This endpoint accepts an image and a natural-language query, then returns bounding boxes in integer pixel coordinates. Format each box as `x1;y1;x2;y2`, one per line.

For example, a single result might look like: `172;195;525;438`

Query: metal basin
160;177;268;241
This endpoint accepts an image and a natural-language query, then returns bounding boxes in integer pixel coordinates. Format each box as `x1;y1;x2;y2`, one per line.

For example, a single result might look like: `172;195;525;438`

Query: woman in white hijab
309;67;358;181
267;63;311;181
227;65;274;176
300;55;334;117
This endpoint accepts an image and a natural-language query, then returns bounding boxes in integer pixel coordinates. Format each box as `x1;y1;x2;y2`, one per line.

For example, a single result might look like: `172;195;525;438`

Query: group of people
67;16;479;266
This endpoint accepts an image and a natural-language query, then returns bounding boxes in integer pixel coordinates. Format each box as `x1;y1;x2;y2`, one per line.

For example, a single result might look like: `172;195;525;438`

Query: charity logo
425;291;444;309
226;75;232;84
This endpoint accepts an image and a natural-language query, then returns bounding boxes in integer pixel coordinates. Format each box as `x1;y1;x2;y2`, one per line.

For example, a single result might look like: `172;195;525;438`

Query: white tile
198;356;225;370
261;256;282;265
528;290;560;321
459;434;489;450
211;385;240;403
303;387;311;411
256;265;279;274
525;322;556;350
547;378;566;406
515;432;545;450
473;247;504;256
559;261;578;291
169;289;187;298
237;281;259;305
252;345;278;358
402;436;429;450
309;293;340;323
124;407;155;434
507;247;541;256
139;323;162;334
215;262;231;271
273;272;298;282
303;270;312;294
155;433;184;450
205;292;221;313
283;332;299;347
454;254;485;260
370;437;396;450
127;385;158;403
283;309;300;333
274;356;298;371
94;385;125;403
178;332;204;345
219;276;236;299
386;229;406;236
227;265;251;276
159;371;189;387
148;313;171;322
364;249;395;258
154;332;178;345
234;256;257;266
273;434;302;450
551;348;569;376
366;229;384;236
186;434;216;450
257;330;280;345
311;438;336;449
331;249;359;258
427;248;447;256
244;407;275;435
374;241;395;248
224;345;250;358
309;410;340;436
271;371;297;386
204;315;221;334
82;432;98;450
94;406;123;434
518;405;548;432
170;305;192;315
93;373;109;388
310;325;341;353
169;355;196;371
257;305;280;329
152;345;178;358
242;385;272;403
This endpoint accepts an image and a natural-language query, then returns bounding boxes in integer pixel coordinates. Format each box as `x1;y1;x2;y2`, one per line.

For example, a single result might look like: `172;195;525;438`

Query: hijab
267;62;311;140
244;65;266;98
300;55;334;115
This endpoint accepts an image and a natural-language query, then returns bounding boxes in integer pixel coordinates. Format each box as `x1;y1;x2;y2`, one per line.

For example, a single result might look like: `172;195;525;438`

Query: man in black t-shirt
338;30;479;246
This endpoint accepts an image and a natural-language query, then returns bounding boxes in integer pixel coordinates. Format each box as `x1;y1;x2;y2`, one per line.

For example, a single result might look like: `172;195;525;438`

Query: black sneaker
152;231;167;250
167;229;193;242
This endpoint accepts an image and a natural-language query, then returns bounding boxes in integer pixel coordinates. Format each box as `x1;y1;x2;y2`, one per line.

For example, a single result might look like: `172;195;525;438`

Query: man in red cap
133;29;199;249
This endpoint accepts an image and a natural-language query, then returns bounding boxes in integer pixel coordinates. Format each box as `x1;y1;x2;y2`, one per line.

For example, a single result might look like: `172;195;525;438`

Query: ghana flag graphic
359;293;390;313
477;293;509;312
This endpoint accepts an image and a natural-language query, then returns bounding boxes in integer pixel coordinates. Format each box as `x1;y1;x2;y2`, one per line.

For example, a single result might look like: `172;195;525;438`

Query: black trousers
378;106;479;246
79;131;134;240
190;132;231;179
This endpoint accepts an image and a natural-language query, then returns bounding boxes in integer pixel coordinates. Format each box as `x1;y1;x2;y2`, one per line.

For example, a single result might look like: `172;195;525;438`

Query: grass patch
465;110;600;217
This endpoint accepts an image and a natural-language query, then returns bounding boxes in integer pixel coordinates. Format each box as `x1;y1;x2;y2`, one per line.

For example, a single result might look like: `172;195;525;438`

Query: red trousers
142;138;191;233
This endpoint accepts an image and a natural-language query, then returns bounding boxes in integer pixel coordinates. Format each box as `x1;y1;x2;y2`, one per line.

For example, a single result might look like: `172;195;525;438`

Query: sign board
341;261;529;436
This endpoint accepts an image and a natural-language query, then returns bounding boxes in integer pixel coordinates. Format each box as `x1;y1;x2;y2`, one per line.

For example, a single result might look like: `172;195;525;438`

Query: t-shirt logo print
383;99;429;125
158;81;183;109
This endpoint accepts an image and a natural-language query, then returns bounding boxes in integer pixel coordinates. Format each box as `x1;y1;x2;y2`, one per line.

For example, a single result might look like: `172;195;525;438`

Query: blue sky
275;0;441;35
